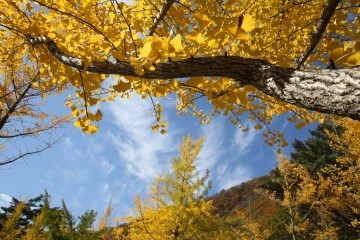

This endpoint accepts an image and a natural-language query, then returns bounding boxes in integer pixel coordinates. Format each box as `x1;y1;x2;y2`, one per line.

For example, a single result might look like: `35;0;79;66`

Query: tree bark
29;36;360;120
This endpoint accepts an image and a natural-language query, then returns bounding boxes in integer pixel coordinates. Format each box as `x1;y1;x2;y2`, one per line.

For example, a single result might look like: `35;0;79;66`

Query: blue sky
0;90;316;224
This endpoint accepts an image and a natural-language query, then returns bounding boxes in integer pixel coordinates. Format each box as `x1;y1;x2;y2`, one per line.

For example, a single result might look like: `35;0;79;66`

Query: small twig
78;71;89;117
114;0;138;57
148;93;160;121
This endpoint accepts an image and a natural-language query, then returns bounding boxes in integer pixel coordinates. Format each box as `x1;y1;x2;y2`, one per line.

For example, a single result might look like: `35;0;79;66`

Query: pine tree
291;123;344;174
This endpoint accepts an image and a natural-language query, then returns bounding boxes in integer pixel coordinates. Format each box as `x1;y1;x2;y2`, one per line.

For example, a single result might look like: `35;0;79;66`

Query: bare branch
0;79;36;131
0;140;56;166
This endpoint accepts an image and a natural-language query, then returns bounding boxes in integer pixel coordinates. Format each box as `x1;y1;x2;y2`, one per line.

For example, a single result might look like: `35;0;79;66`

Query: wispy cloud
231;122;259;155
0;193;12;207
107;96;179;181
198;118;225;174
208;120;257;191
99;159;115;177
100;183;109;193
217;165;252;190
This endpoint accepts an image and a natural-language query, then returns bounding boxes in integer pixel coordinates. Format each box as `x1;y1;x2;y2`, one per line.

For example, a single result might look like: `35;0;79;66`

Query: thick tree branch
148;0;176;36
296;0;341;69
28;36;360;120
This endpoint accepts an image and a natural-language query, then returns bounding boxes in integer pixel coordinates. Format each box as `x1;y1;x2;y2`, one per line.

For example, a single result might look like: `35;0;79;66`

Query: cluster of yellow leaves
320;118;360;229
113;136;221;239
0;201;48;240
218;211;270;240
257;155;319;237
0;0;358;142
0;201;26;240
112;135;273;239
262;121;360;238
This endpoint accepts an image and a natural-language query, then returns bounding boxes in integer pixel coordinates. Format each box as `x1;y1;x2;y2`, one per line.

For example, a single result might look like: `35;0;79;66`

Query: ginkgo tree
0;0;359;146
114;135;221;239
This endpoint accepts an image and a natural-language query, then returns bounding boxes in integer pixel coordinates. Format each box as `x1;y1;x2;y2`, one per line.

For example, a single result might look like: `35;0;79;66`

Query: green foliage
0;191;100;240
259;122;344;199
291;123;344;174
0;192;48;230
76;210;97;239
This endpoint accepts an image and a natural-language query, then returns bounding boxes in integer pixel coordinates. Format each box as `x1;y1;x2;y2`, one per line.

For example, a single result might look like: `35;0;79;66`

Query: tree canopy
0;0;359;149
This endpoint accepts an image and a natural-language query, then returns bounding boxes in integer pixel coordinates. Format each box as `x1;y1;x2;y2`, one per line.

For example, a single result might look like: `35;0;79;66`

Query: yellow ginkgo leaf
186;31;206;46
112;51;126;61
141;82;150;92
344;41;357;52
88;35;103;45
227;25;238;35
241;14;256;32
139;42;153;58
234;28;249;40
74;118;84;128
71;105;79;117
208;39;219;49
112;81;132;92
194;12;214;30
169;34;183;51
195;33;206;45
330;47;344;62
94;109;103;121
88;97;99;106
83;124;99;134
135;66;145;76
343;52;360;66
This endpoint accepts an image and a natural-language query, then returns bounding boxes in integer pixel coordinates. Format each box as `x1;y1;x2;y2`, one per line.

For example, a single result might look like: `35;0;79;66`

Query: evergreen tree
290;122;344;174
260;123;358;239
0;191;100;239
0;192;49;231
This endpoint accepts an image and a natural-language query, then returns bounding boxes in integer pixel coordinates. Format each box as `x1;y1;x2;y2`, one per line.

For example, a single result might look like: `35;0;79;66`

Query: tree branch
0;140;56;166
28;36;360;120
148;0;176;36
0;80;35;131
296;0;341;69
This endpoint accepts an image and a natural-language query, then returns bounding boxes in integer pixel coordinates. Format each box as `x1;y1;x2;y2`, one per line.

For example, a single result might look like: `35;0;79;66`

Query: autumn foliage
0;0;358;150
0;0;359;238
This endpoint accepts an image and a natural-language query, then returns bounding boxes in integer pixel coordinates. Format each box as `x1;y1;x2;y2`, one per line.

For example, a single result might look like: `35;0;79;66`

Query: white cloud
0;193;12;207
100;183;109;193
197;118;225;174
231;122;258;155
100;159;115;177
55;163;89;184
217;165;252;190
107;96;178;181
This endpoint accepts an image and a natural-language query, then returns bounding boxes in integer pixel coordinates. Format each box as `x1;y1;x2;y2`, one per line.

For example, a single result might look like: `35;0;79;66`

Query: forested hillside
210;176;277;225
210;122;359;240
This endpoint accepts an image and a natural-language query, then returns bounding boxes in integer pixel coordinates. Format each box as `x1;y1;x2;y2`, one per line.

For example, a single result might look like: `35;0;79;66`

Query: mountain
209;176;279;226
